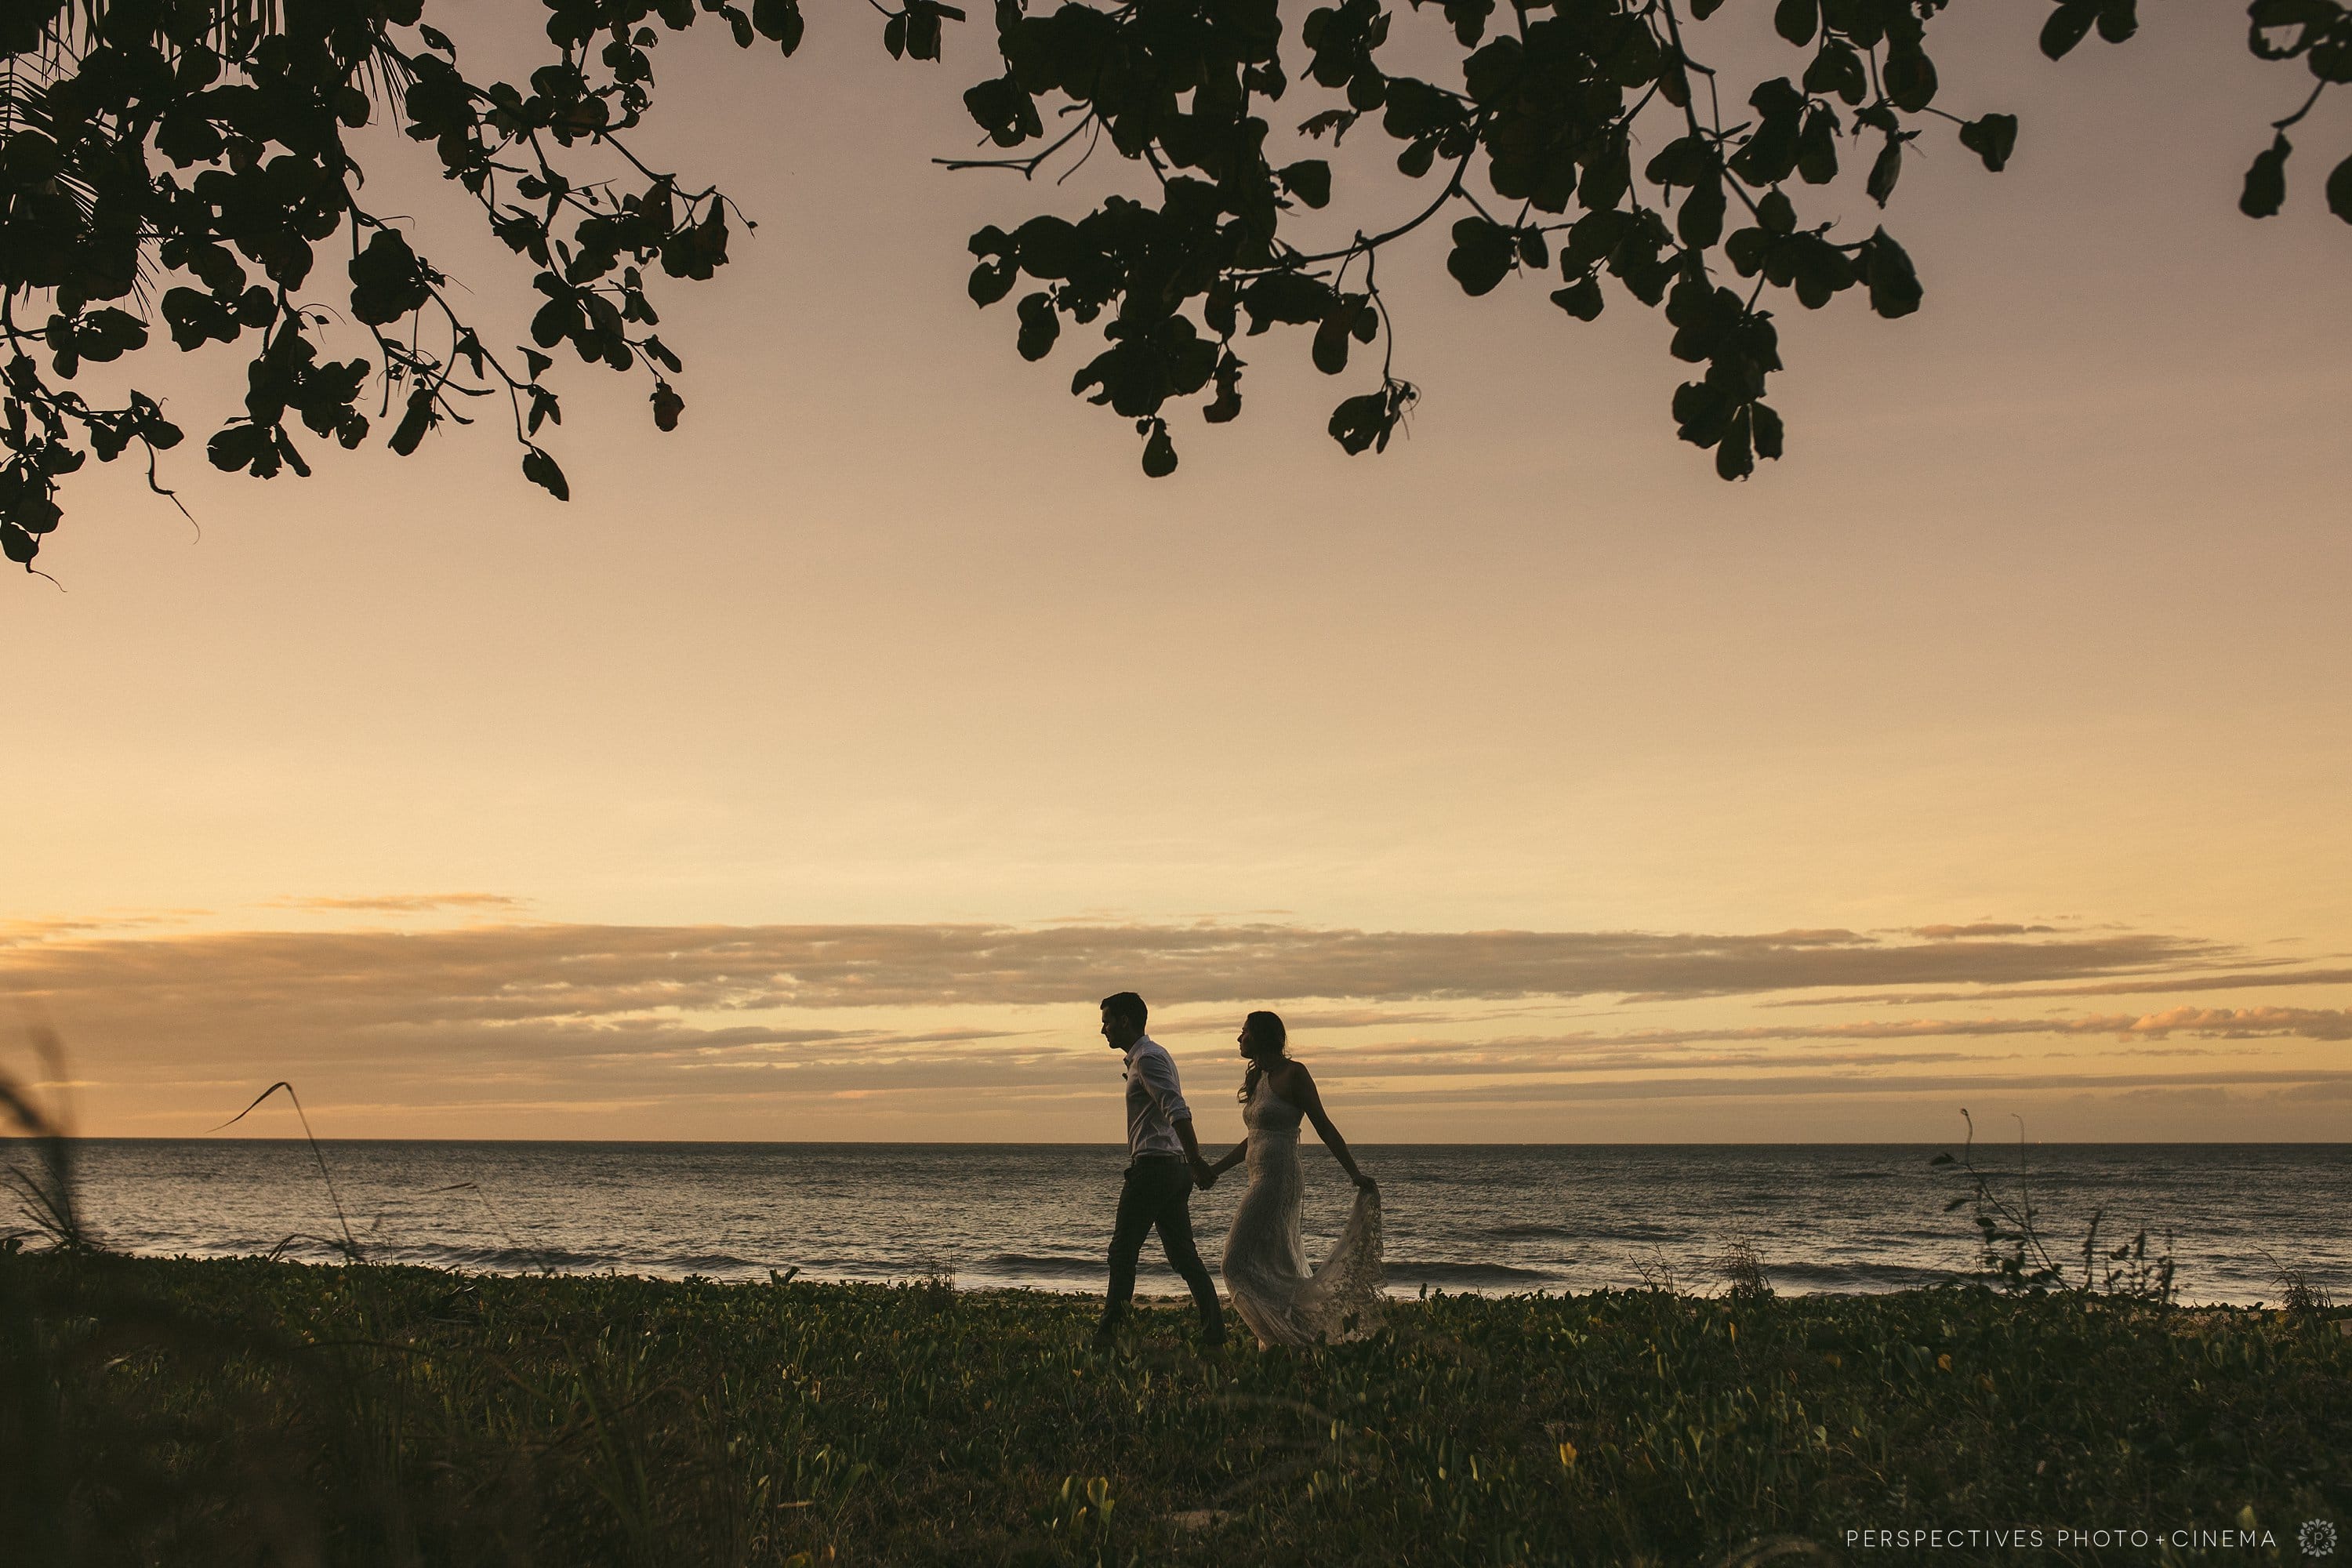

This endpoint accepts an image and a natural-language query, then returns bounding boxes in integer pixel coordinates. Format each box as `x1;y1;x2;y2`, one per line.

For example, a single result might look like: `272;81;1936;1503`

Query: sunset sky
4;3;2348;1143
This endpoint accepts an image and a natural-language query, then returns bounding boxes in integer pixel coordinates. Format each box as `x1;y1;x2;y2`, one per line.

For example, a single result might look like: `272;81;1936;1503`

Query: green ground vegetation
3;1255;2347;1566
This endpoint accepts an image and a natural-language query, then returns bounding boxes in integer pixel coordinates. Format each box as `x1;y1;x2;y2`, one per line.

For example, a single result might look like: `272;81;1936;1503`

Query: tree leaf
388;388;435;456
1139;417;1178;477
1795;107;1839;185
1203;353;1243;423
2241;134;2291;219
2327;152;2352;223
1802;43;1867;105
1671;381;1730;448
1015;292;1059;361
1882;47;1937;112
1445;218;1515;296
752;0;806;53
1549;275;1603;321
521;447;570;500
1715;407;1754;481
1280;159;1333;209
1958;114;2019;172
1859;228;1922;318
2040;1;2098;60
1327;383;1413;456
1298;110;1359;143
349;228;435;326
1867;140;1903;207
969;258;1017;306
1312;312;1352;375
1678;170;1726;248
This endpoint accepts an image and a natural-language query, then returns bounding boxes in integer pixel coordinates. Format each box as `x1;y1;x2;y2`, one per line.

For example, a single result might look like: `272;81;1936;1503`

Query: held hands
1191;1158;1217;1191
1353;1173;1378;1193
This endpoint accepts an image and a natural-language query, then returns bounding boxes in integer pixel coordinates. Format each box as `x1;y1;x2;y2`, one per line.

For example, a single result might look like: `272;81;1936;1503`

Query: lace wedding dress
1219;1086;1384;1347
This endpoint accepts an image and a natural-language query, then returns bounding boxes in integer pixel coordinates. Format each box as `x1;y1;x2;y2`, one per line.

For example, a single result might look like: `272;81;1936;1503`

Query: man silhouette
1095;991;1225;1349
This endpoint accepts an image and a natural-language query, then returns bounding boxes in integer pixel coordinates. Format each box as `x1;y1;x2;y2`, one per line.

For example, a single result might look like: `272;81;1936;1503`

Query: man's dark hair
1100;992;1148;1029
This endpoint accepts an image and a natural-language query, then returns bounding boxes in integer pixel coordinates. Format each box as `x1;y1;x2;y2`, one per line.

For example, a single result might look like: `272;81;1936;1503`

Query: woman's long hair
1237;1010;1288;1103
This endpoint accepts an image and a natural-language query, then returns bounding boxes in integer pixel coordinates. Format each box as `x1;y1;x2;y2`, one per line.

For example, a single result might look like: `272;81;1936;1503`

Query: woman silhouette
1200;1011;1384;1347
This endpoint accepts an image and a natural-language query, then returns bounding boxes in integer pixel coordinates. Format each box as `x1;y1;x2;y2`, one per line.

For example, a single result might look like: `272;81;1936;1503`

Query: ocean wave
1764;1260;1955;1290
970;1254;1104;1279
1386;1259;1555;1286
1578;1223;1690;1243
1480;1223;1575;1240
652;1252;767;1273
784;1258;921;1277
379;1243;613;1270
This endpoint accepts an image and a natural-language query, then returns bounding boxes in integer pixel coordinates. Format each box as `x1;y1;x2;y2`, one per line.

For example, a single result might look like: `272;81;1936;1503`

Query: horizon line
16;1135;2349;1149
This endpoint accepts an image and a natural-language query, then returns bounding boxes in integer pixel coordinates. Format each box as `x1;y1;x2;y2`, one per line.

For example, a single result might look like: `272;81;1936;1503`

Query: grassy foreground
3;1256;2348;1566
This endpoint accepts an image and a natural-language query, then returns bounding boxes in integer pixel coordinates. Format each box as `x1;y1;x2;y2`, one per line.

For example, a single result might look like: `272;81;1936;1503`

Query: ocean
33;1140;2352;1305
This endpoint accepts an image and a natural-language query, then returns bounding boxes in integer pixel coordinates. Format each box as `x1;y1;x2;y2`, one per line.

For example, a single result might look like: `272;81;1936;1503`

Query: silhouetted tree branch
5;0;2348;572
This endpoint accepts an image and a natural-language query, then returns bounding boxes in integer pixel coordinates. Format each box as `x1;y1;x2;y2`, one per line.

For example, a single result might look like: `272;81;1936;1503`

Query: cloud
1770;966;2352;1010
2115;1004;2352;1040
0;919;110;949
274;894;525;913
0;912;205;947
1325;1004;2352;1058
1153;1005;1498;1032
1;916;2331;1131
0;917;2226;1022
1905;923;2057;938
1312;1044;2002;1078
1320;1066;2352;1106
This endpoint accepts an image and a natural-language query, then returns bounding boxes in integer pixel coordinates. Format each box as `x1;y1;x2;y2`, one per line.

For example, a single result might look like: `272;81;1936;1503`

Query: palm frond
36;1;285;59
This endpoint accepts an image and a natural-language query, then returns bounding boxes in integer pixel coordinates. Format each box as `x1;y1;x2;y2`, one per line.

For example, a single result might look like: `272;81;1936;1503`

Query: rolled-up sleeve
1135;1045;1192;1123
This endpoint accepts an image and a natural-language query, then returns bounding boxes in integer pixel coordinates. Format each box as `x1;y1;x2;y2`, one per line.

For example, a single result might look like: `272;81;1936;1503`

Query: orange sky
3;5;2348;1142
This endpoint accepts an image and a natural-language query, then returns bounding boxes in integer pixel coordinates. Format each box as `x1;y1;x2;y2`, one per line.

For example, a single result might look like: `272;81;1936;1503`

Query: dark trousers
1102;1157;1224;1338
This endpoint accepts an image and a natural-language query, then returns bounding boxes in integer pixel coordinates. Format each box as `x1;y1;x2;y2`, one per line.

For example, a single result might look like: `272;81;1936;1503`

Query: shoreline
22;1134;2352;1146
64;1244;2316;1308
34;1249;2352;1313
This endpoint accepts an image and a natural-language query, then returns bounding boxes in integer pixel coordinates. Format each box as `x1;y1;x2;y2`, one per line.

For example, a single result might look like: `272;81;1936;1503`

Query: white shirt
1122;1034;1192;1159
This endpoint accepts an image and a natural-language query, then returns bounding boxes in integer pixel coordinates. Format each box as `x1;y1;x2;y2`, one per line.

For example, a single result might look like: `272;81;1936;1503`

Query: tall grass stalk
210;1081;365;1262
1933;1110;2176;1302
